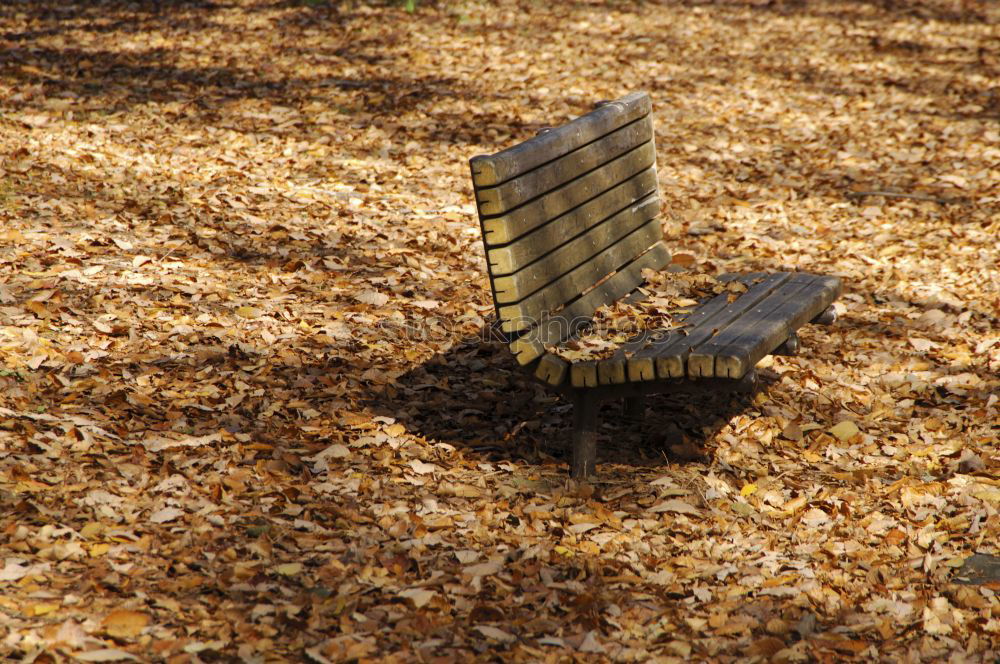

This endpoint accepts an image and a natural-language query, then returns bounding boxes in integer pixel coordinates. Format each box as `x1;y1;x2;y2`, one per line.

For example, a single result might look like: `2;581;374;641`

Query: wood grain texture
693;274;842;378
475;119;653;216
534;353;569;386
497;220;663;333
486;167;658;274
570;360;599;388
597;357;627;385
629;272;790;378
592;329;652;385
470;91;651;187
507;242;670;362
491;194;659;303
686;276;814;378
481;145;656;245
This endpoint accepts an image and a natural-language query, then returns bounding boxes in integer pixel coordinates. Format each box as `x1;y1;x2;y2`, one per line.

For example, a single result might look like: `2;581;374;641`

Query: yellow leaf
385;423;405;437
236;306;259;319
275;563;302;576
553;545;574;558
102;609;150;638
782;495;808;514
89;543;111;558
29;603;60;616
740;483;758;497
973;490;1000;503
828;421;861;441
80;522;104;540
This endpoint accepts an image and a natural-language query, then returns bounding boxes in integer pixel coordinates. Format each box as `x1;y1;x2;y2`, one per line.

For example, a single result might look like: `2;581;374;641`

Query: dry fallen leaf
398;588;436;608
474;625;516;643
828;421;861;442
101;610;150;639
72;650;139;663
356;290;389;307
649;499;700;515
149;507;184;524
408;459;438;475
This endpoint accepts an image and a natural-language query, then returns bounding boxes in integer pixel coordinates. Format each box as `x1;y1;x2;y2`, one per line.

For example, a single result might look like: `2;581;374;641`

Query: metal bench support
570;393;599;479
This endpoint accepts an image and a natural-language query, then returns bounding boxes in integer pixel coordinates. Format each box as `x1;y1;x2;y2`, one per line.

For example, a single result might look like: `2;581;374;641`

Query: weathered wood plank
597;357;627;385
492;194;659;303
470;92;651;188
535;353;569;386
628;272;792;379
686;275;815;378
597;283;679;383
481;145;656;246
497;220;663;333
568;288;657;386
594;329;652;385
570;360;599;388
486;167;658;274
508;242;671;364
624;272;772;379
691;274;842;378
474;118;653;217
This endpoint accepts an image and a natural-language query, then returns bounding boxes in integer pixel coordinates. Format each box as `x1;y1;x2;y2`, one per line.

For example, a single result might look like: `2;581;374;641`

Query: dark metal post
570;393;599;479
811;306;837;326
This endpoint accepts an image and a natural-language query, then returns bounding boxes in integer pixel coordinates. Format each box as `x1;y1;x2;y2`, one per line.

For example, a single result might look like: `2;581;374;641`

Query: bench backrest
470;92;671;366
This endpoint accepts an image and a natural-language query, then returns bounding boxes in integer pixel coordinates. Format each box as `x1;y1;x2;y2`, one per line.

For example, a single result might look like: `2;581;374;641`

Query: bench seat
533;271;841;388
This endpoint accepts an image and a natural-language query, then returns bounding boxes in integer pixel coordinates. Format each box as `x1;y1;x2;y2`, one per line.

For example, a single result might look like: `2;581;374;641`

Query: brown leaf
101;610;149;639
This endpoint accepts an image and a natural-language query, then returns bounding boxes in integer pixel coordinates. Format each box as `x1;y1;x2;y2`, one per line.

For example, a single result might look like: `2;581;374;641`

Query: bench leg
811;306;837;326
736;369;758;394
773;333;800;356
623;396;646;422
570;394;599;480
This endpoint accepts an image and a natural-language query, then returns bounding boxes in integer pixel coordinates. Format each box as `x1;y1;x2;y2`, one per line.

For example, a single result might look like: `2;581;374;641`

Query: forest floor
1;0;998;661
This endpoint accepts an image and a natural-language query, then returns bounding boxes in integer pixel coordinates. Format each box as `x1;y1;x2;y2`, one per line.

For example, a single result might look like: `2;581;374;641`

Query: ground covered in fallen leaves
1;0;999;661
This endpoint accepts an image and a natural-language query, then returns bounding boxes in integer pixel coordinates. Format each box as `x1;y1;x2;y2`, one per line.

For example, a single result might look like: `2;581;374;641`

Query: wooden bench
469;92;841;479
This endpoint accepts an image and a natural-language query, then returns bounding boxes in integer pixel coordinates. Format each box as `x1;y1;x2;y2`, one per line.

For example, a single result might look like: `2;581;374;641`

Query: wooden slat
628;273;792;379
570;361;598;388
475;118;653;217
492;194;659;303
593;330;651;385
470;92;651;187
535;353;569;386
690;274;842;378
597;357;627;385
508;242;671;364
568;289;658;386
486;167;658;274
497;219;662;333
481;144;656;245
